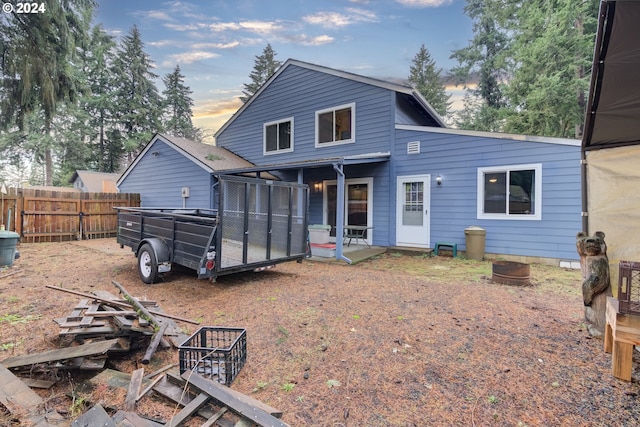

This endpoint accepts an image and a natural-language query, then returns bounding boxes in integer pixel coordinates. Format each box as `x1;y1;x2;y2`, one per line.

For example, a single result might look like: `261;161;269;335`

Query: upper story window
264;118;293;155
477;163;542;220
315;103;355;147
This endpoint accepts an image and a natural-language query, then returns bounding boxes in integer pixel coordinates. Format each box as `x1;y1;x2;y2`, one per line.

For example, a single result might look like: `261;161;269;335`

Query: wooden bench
604;297;640;381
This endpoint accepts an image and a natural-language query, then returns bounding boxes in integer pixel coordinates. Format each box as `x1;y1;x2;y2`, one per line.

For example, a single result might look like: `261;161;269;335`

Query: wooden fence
0;187;140;243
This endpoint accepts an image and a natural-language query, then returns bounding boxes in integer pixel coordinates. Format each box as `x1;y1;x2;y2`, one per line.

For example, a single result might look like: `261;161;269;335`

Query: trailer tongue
117;175;309;283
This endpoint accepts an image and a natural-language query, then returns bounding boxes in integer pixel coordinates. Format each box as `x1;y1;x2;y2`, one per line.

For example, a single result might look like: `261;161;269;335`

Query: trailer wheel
138;243;160;284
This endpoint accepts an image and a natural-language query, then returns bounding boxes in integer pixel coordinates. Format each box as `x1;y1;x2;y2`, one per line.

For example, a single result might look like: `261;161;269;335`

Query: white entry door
396;175;430;248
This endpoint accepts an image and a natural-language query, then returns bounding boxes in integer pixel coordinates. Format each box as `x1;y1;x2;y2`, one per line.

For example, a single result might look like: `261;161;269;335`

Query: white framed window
315;103;355;147
477;163;542;220
264;117;293;155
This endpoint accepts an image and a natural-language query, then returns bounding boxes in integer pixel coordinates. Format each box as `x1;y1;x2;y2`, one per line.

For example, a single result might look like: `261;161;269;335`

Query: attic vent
407;141;420;155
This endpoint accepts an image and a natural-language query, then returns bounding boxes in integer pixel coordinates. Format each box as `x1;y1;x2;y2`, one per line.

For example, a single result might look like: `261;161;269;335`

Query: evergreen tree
79;24;122;172
51;101;93;185
501;0;598;138
112;25;162;160
450;0;510;130
0;0;94;185
451;0;598;137
241;44;282;103
407;44;451;118
162;65;201;140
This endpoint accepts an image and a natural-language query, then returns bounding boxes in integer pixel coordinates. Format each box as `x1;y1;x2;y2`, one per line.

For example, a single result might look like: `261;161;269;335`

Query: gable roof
70;170;120;192
583;0;640;151
215;58;446;138
116;133;256;186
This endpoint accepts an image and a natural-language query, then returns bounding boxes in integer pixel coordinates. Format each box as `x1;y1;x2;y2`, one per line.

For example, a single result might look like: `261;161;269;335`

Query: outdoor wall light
436;175;443;186
313;182;323;192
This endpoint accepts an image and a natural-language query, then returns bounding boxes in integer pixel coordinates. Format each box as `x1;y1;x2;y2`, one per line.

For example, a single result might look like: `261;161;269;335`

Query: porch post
333;162;352;264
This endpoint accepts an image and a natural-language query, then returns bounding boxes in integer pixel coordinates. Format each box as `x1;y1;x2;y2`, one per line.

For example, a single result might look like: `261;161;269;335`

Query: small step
310;243;336;258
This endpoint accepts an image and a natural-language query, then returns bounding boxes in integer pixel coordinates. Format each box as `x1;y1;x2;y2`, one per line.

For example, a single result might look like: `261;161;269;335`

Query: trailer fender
137;238;172;273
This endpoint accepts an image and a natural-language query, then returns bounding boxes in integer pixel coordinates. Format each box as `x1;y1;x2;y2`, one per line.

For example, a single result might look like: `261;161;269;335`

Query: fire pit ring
492;261;530;286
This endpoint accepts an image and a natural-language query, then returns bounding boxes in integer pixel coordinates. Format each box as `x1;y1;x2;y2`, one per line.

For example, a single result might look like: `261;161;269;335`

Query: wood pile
0;281;289;427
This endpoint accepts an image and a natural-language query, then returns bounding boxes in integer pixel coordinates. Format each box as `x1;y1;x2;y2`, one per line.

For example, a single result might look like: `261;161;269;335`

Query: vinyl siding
278;162;391;247
217;65;396;164
118;139;214;208
394;129;581;260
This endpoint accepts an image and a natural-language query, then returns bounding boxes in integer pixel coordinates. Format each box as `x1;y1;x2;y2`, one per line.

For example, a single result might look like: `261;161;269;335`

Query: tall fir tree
162;65;201;141
450;0;510;131
501;0;598;138
0;0;94;185
407;44;451;119
79;24;122;172
241;44;282;103
451;0;598;137
112;25;162;160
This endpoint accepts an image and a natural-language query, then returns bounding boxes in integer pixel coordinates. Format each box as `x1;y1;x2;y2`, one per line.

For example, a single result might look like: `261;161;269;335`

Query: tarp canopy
582;0;640;281
582;0;640;151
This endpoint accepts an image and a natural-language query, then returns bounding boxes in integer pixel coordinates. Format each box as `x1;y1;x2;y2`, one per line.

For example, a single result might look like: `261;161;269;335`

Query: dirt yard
1;239;639;426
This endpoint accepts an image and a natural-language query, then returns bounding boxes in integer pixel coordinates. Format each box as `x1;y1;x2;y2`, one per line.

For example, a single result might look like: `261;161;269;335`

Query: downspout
333;162;352;264
581;150;589;234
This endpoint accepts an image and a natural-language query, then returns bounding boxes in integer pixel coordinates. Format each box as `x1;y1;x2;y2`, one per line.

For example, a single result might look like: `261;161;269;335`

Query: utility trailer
116;175;309;283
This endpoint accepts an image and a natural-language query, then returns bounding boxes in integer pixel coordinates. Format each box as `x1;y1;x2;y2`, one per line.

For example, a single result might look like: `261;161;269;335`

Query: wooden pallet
0;363;68;427
52;291;189;348
149;369;289;427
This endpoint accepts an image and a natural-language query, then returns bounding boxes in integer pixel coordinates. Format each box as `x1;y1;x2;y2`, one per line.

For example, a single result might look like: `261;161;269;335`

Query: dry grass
0;240;638;426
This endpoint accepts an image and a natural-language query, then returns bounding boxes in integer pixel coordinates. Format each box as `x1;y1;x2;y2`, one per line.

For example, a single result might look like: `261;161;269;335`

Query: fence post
79;211;84;240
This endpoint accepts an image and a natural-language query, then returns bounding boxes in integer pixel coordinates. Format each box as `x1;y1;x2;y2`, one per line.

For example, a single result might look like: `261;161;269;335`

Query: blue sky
94;0;473;137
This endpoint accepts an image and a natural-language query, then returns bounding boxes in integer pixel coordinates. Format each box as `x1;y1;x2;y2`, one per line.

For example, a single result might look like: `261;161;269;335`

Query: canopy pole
581;151;589;235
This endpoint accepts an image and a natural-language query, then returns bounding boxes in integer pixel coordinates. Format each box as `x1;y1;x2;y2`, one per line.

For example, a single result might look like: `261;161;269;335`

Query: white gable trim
215;59;445;138
116;134;214;186
396;124;581;147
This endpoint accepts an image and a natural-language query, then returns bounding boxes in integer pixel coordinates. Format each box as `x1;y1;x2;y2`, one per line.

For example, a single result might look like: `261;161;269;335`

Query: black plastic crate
179;326;247;385
618;261;640;316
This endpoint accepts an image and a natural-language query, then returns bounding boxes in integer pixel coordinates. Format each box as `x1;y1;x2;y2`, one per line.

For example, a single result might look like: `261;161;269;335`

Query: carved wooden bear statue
576;231;612;337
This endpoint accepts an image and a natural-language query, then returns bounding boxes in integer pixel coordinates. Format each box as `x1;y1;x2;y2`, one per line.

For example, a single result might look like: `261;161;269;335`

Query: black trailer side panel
173;220;216;270
216;176;308;273
116;175;309;282
117;212;142;250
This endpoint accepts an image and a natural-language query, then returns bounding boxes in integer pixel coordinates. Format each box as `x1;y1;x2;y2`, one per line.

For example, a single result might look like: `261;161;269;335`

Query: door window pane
347;184;367;226
403;182;423;226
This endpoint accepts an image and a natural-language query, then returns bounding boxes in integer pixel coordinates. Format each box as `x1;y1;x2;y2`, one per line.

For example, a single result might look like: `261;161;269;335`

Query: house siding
278;162;391;247
394;129;582;260
217;65;396;164
214;60;581;261
118;139;213;208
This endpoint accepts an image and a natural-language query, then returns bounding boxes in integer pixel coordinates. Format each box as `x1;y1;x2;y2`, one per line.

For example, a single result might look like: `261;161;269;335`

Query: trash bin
308;224;331;244
464;226;486;261
0;229;20;267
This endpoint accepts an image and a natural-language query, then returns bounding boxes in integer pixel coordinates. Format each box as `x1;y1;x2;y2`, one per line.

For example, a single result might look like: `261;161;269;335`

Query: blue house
117;134;258;208
214;59;582;264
